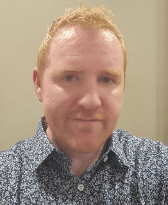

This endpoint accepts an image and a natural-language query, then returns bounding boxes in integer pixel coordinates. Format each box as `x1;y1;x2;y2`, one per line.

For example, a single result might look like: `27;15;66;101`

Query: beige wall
0;0;167;151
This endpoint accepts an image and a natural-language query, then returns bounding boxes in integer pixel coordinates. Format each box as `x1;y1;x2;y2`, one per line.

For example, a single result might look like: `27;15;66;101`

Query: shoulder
113;129;168;170
0;137;35;188
0;137;37;203
0;139;27;171
113;128;168;152
0;139;25;167
113;130;168;201
0;136;36;165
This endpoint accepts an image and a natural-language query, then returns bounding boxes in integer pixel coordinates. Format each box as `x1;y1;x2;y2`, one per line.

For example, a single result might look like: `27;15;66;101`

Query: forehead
49;25;122;56
46;25;123;76
54;25;118;43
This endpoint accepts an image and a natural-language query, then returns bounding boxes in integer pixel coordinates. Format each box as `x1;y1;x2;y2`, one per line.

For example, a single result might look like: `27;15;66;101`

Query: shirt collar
109;129;136;171
23;117;56;171
26;117;133;172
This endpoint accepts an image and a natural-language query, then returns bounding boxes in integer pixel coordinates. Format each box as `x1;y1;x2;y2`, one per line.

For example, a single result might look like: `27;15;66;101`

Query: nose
77;86;101;111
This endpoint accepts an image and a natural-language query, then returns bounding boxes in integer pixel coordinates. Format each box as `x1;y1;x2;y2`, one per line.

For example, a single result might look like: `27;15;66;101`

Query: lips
74;118;101;121
71;113;105;121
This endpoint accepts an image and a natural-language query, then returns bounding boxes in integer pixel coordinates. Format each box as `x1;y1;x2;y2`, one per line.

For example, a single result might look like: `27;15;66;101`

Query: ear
33;67;43;102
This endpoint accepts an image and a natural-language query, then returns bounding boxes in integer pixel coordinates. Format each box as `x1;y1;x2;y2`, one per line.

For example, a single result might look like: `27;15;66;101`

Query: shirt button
78;184;84;191
104;156;108;162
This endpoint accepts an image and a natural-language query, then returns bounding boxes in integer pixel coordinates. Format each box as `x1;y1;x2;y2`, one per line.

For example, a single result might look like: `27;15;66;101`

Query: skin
33;25;124;177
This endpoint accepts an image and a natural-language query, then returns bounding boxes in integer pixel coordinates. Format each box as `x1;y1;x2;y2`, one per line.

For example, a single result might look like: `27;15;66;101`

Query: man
0;4;168;205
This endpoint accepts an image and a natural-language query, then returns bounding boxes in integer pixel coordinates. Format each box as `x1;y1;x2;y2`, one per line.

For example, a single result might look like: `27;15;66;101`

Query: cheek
108;91;123;109
42;87;76;121
42;84;65;105
105;93;123;125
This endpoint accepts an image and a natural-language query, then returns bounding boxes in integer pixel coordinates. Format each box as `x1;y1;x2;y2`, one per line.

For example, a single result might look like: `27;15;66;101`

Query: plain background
0;0;168;151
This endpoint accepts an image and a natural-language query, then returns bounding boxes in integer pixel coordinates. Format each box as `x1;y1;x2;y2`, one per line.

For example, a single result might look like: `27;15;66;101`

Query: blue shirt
0;116;168;204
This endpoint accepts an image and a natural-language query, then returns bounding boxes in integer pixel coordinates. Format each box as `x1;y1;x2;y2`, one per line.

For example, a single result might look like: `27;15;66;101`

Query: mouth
74;119;101;122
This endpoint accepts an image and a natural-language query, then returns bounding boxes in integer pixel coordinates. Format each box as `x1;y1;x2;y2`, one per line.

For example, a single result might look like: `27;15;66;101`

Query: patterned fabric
0;116;168;204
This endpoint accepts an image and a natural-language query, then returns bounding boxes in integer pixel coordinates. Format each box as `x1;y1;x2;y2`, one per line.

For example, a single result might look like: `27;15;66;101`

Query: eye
61;75;81;86
63;75;77;82
100;76;113;84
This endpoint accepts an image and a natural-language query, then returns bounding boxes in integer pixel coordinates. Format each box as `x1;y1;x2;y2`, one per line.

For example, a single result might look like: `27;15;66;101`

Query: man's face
34;25;124;154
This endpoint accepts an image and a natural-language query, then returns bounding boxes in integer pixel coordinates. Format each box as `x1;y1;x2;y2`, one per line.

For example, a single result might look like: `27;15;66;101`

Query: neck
46;127;105;178
69;146;105;178
59;144;105;178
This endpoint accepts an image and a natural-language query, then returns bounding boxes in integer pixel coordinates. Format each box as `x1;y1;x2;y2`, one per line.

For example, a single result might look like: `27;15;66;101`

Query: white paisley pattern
0;116;168;204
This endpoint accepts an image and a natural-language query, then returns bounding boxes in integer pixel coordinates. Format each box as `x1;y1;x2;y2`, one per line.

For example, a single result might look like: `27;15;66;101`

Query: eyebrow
105;69;122;79
53;67;82;75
